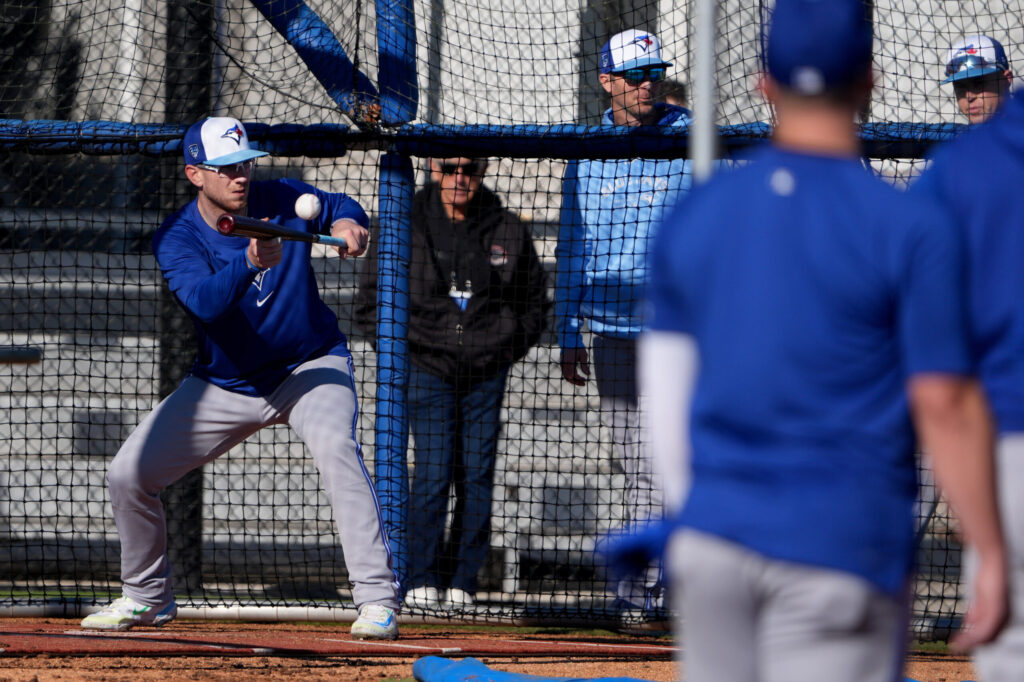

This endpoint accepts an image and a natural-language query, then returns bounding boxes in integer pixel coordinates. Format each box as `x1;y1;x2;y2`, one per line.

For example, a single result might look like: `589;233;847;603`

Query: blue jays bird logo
630;35;653;53
220;124;244;146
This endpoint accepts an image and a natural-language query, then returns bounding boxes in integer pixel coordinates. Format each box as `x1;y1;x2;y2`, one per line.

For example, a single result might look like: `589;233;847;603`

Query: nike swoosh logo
257;292;274;307
132;607;150;615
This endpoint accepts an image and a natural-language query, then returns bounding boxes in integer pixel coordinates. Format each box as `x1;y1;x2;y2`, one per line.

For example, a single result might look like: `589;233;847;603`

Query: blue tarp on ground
411;656;659;682
411;657;968;682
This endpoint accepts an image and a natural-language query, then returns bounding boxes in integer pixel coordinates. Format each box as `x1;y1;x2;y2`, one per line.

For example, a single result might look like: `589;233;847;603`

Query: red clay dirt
0;619;976;681
0;618;676;658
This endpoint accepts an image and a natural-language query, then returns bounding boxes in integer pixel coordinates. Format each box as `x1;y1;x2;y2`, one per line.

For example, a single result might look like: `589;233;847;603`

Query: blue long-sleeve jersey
152;177;369;396
555;104;693;349
912;91;1024;433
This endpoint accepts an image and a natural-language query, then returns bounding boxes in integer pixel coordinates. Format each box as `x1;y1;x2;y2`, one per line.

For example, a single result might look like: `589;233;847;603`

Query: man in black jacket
356;157;549;611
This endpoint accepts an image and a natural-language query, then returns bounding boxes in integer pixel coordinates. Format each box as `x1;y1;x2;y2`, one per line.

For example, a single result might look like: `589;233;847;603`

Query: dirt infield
0;619;676;658
0;619;975;681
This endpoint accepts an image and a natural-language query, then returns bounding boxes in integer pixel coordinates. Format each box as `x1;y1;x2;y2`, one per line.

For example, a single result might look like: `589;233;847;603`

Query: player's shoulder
870;179;959;260
928;93;1024;171
156;202;188;232
845;162;946;228
658;104;692;127
251;177;346;219
156;200;203;235
921;130;985;186
886;182;949;227
257;176;317;199
657;158;744;237
153;201;207;253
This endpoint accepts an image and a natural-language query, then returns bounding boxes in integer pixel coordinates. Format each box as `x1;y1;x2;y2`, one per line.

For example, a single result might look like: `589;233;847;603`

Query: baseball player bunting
80;116;400;641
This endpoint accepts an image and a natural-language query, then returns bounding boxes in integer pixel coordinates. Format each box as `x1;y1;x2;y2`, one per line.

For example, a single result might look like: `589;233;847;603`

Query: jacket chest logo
489;244;508;268
251;269;275;307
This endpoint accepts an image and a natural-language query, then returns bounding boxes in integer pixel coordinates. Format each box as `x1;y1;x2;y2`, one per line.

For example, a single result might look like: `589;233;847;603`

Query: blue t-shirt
152;177;369;396
912;91;1024;433
647;146;971;596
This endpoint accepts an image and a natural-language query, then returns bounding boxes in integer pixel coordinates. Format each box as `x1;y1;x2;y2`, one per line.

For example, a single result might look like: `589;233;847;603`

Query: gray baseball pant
592;333;663;608
105;354;399;610
669;529;907;682
968;434;1024;682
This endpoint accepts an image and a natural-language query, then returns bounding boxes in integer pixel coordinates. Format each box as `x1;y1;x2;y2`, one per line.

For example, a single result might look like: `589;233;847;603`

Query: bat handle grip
317;234;348;249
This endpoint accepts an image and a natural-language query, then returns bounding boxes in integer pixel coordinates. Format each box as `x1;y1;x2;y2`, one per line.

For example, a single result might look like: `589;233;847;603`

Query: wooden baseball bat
216;213;347;249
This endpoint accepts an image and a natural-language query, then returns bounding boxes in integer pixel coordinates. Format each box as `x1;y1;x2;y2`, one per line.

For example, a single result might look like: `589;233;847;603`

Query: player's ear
184;165;204;189
599;72;613;94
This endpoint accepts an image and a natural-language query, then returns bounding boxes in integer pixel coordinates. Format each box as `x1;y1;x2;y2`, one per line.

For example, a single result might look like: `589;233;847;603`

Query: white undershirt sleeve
639;330;698;518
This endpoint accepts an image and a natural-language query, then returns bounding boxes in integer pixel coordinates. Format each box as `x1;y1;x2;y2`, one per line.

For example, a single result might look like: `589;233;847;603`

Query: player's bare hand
560;347;590;386
331;219;369;259
950;552;1008;653
247;235;283;269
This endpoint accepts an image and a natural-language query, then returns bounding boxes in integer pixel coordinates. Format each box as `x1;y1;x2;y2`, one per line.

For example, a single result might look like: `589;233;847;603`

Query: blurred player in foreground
557;28;692;622
942;35;1014;125
913;88;1024;682
81;116;401;640
641;1;1007;679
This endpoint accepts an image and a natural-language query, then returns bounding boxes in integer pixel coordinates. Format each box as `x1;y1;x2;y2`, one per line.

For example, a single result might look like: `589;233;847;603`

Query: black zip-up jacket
355;182;550;382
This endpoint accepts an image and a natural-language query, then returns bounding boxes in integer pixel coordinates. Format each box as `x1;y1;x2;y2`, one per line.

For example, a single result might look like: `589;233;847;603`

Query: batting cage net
0;0;1017;638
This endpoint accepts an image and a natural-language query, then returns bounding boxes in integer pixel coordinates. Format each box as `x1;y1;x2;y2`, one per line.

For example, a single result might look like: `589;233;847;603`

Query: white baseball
295;193;322;221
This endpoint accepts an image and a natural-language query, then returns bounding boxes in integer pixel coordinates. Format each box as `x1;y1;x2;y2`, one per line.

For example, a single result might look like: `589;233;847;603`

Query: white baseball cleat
80;595;177;631
446;588;475;611
351;603;399;640
404;586;441;610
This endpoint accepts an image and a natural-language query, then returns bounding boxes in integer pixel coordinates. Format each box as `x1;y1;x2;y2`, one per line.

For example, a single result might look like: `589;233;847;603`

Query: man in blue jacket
80;117;400;639
556;28;691;620
914;90;1024;682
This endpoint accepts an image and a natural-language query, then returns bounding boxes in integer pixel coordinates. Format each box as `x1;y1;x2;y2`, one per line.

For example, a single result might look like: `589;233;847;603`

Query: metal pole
692;0;718;181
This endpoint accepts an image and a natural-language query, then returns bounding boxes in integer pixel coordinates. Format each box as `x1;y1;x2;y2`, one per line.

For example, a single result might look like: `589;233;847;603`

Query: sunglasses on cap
436;161;484;176
945;53;1004;79
195;159;257;176
613;66;667;86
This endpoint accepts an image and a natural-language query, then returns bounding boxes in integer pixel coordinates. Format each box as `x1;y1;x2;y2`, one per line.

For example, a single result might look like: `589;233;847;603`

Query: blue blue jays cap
599;29;672;74
942;35;1010;85
765;0;873;95
183;117;269;166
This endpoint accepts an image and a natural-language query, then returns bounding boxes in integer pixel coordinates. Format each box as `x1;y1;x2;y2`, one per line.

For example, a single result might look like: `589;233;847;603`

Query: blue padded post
375;0;418;124
373;152;415;587
249;0;380;124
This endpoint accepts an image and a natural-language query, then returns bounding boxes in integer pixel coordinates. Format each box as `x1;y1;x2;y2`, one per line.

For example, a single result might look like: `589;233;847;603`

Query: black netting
2;0;1011;638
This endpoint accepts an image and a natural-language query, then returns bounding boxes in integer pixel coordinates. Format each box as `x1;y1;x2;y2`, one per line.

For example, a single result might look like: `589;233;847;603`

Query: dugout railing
0;0;1010;638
